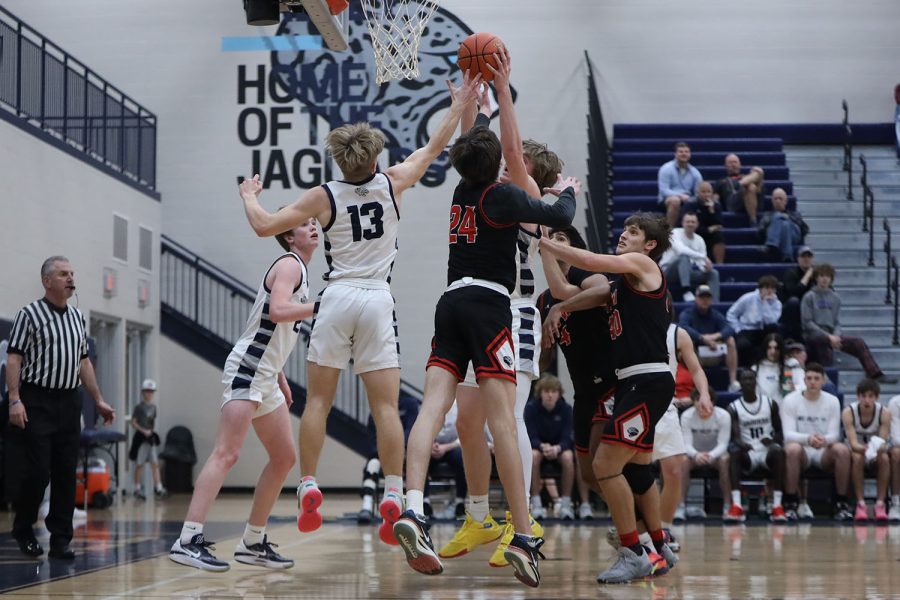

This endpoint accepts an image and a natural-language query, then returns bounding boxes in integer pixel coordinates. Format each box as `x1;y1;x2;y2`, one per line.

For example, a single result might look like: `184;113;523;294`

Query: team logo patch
354;187;369;197
604;395;616;417
620;413;646;443
494;339;515;373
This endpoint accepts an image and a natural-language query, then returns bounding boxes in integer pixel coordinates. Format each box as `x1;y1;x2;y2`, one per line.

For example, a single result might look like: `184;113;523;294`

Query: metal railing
884;219;893;304
584;51;612;253
159;236;423;438
892;256;899;346
0;5;157;193
842;99;853;200
860;155;875;266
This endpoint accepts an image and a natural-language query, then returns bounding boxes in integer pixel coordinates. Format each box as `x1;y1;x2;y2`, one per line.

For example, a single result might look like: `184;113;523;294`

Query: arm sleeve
801;292;828;337
832;295;842;336
524;404;542;449
670;231;708;260
474;113;491;129
482;185;576;228
7;309;32;355
726;295;746;333
710;409;732;459
690;166;703;195
780;398;806;444
824;397;841;444
680;409;698;458
783;269;803;299
713;310;735;339
678;310;702;345
559;404;574;451
658;163;678;199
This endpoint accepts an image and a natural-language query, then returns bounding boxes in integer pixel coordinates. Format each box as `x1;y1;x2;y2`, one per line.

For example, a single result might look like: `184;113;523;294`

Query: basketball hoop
359;0;440;84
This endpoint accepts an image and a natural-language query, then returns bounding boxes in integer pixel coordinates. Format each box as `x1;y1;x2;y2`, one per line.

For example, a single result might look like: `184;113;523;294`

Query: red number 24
449;205;478;243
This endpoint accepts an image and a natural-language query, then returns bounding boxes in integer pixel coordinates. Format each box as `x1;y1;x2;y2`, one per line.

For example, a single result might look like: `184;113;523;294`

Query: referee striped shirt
8;298;88;390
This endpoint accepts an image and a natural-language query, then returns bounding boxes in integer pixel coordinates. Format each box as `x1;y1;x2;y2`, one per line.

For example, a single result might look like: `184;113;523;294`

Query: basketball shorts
459;298;541;387
602;371;674;452
221;372;285;419
746;448;771;471
651;402;686;462
572;375;616;455
427;285;516;384
135;441;159;465
803;445;826;469
307;280;400;375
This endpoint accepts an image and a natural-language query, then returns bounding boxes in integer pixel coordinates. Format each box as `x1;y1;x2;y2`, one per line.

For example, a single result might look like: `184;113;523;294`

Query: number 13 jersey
322;173;400;283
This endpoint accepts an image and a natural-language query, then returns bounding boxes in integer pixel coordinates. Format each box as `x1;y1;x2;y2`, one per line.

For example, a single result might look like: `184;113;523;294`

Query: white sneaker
728;380;741;392
557;498;575;520
73;507;88;520
578;502;594;520
530;503;547;520
797;502;815;520
674;504;686;522
888;504;900;522
436;501;462;521
234;536;294;569
686;505;707;519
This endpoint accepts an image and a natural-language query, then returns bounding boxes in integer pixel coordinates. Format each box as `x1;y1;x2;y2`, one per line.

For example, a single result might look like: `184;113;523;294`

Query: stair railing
584;51;611;253
842;99;853;200
893;256;899;346
860;155;875;266
885;219;893;304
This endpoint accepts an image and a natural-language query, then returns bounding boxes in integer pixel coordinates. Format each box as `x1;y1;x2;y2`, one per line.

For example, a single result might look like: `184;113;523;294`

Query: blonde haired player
239;73;482;544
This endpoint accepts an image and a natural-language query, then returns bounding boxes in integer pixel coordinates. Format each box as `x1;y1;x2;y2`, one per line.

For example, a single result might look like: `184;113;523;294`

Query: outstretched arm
461;83;491;134
240;175;330;237
542;283;610;346
386;72;482;195
539;237;660;285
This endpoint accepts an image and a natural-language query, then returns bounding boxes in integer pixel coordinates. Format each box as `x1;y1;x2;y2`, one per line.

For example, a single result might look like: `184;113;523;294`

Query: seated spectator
784;339;843;400
842;378;891;522
677;390;731;521
525;374;577;520
727;275;782;367
659;211;720;302
727;369;788;523
779;245;816;341
678;284;738;391
757;188;809;262
782;363;852;521
358;394;420;523
751;333;804;404
714;153;765;223
888;393;900;521
429;400;468;520
801;263;897;384
695;181;726;264
658;142;704;228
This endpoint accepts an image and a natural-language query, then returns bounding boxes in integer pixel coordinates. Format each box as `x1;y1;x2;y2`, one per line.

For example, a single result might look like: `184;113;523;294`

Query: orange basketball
457;32;505;82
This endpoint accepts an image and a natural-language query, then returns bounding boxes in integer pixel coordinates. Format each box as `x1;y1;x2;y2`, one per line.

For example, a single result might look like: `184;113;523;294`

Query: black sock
628;543;644;556
836;495;848;505
785;494;799;508
653;540;665;553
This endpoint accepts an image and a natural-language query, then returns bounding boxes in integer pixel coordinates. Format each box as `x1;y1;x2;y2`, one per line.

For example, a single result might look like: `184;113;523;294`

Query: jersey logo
354;187;370;197
449;205;478;244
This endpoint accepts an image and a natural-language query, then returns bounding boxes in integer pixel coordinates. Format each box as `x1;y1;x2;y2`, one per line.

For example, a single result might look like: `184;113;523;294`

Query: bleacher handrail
884;219;893;304
584;51;611;253
842;99;853;200
860;155;875;267
892;255;899;346
0;5;157;195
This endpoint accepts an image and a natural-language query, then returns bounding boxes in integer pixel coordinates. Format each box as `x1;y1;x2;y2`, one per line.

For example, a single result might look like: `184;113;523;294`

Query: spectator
658;142;704;228
801;263;897;384
757;188;809;262
751;333;804;405
678;284;739;392
888;393;900;521
714;153;765;224
525;374;576;520
784;339;845;401
695;181;725;264
842;378;891;522
782;363;852;521
779;245;816;341
727;275;782;367
129;379;167;500
659;211;720;302
429;401;468;520
677;390;731;521
726;369;788;523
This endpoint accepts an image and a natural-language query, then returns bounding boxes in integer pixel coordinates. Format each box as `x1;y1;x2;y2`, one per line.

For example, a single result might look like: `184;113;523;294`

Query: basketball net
359;0;439;84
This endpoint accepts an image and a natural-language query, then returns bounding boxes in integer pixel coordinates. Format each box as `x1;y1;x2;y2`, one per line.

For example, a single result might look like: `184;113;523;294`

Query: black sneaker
169;534;230;571
357;508;374;524
503;533;546;588
393;509;442;575
234;535;294;569
834;502;854;522
13;532;43;557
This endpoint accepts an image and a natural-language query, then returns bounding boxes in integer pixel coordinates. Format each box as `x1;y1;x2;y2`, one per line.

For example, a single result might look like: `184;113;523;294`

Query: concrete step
812;250;885;268
785;145;897;158
788;155;900;170
799;201;900;218
805;231;888;250
841;326;897;345
794;185;900;200
791;170;900;186
832;286;896;302
841;303;895;320
838;368;900;395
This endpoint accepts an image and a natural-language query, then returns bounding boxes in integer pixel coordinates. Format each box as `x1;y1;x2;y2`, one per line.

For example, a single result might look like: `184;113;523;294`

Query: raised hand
239;174;264;201
544;174;582;197
447;70;482;110
484;47;511;91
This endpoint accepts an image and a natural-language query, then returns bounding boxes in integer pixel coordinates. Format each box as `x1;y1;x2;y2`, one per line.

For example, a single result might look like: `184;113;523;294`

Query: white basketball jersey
666;323;679;378
730;395;776;452
510;228;540;300
321;173;399;283
223;253;309;387
847;402;882;444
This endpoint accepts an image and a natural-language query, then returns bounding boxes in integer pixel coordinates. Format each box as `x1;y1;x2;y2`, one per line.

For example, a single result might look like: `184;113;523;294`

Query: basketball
457;32;506;82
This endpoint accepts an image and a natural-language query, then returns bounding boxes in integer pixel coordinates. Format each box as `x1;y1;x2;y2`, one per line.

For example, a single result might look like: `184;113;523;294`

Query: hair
522;139;563;190
534;373;563;397
758;332;785;374
325;123;385;179
813;263;835;282
549;226;586;250
757;275;779;290
623;212;671;261
697;180;714;192
856;378;880;397
681;210;698;222
674;142;690;151
41;255;69;279
449;126;502;185
691;387;717;404
274;205;293;251
805;362;825;376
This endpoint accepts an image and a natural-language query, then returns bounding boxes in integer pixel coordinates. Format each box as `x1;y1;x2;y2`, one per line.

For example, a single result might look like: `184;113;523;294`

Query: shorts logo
502;355;514;368
620;413;646;443
493;338;515;373
627;426;640;438
604;396;615;417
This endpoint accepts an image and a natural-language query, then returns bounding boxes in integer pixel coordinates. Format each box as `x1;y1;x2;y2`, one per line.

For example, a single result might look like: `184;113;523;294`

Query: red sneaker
297;486;323;533
769;505;788;523
378;490;403;545
724;504;746;523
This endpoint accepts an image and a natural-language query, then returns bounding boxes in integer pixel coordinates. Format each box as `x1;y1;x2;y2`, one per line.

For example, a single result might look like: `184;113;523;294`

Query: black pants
8;383;81;547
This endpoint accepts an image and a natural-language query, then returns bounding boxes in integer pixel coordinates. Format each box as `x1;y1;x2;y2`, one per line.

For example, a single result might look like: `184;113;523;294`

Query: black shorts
602;371;674;452
572;375;616;455
426;286;516;383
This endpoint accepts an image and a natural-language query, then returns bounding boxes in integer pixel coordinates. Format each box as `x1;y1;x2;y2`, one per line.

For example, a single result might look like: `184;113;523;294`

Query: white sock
244;523;265;546
383;475;403;500
893;495;899;506
180;521;203;544
731;490;742;507
661;520;672;530
773;491;783;508
467;494;489;522
361;495;374;512
299;475;318;499
515;372;533;507
406;490;424;517
857;499;867;507
638;532;652;546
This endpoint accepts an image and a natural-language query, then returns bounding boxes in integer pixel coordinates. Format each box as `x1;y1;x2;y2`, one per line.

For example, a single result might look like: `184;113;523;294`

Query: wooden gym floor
1;493;899;599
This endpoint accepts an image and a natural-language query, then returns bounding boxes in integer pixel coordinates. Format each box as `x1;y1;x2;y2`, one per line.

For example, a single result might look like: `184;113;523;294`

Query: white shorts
803;446;826;469
460;298;541;387
747;448;769;471
651;403;686;462
221;375;285;419
307;280;400;375
135;442;159;465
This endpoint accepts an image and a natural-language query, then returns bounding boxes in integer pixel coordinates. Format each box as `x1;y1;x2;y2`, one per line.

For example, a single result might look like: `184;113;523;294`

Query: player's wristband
9;399;22;407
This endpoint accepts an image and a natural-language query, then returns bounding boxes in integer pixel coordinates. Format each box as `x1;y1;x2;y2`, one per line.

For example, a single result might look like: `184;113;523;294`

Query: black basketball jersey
537;267;613;384
606;267;670;370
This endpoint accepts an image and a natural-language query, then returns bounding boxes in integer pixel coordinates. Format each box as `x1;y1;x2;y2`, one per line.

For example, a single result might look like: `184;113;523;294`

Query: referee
6;256;115;559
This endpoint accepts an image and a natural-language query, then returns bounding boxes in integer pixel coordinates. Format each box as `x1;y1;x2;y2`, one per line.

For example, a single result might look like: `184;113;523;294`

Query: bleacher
610;124;839;403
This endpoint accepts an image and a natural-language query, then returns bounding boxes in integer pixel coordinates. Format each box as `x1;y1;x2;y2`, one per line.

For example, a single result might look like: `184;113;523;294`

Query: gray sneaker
658;542;678;570
596;547;653;584
605;526;619;549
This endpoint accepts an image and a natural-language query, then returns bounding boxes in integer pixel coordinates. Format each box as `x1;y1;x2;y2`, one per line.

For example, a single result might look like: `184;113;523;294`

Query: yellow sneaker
437;512;503;558
530;513;544;538
488;521;515;567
